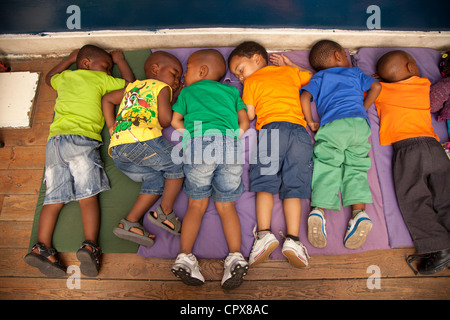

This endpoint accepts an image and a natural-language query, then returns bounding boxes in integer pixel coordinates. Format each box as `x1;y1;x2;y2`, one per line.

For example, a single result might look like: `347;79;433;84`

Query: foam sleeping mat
28;49;152;253
352;47;449;248
137;47;391;260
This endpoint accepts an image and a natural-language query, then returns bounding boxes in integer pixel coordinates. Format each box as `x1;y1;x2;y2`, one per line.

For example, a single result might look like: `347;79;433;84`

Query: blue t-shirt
300;67;376;127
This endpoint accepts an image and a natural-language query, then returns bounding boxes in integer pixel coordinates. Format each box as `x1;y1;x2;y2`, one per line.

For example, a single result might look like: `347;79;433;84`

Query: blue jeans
183;135;244;202
44;135;109;204
111;137;184;195
249;122;313;199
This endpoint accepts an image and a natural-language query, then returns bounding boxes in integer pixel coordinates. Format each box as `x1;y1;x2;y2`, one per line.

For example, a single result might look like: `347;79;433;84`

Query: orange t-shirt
374;76;438;145
242;66;311;130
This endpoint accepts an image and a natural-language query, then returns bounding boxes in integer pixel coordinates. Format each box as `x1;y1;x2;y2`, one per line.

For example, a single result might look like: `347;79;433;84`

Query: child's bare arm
237;109;250;138
171;111;185;134
111;50;135;84
270;53;313;78
102;88;125;135
246;104;256;121
157;87;173;128
300;90;320;132
363;81;382;110
45;49;79;87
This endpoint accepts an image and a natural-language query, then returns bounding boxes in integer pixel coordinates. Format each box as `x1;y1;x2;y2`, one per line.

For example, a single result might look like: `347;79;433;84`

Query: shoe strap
32;242;58;258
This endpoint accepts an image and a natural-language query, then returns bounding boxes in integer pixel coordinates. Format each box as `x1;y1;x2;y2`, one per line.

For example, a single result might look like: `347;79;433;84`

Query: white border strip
1;28;449;57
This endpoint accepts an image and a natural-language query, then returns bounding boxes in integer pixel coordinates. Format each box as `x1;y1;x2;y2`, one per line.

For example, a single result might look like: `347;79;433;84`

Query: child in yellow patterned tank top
102;51;185;247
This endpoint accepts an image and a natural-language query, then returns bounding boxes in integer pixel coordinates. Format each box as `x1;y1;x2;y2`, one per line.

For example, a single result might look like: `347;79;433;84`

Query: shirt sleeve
298;69;312;86
50;71;64;90
356;68;376;92
172;89;187;116
104;75;126;94
233;87;247;112
300;74;321;102
241;79;254;106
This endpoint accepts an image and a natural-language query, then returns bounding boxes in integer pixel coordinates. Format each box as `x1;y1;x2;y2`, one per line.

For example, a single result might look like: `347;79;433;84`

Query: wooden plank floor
0;57;449;302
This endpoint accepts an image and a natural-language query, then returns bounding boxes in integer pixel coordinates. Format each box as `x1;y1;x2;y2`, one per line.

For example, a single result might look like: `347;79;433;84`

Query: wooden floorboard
0;56;449;302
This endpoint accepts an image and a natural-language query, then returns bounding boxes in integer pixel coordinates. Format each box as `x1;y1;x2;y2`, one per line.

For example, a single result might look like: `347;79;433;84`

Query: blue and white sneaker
344;211;373;249
307;208;327;248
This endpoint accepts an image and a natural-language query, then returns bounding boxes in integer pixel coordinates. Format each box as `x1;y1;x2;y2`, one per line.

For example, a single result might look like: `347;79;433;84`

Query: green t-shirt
49;69;125;142
172;80;247;141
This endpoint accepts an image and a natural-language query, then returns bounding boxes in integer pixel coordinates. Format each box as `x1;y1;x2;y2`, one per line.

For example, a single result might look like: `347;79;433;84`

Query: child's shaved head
376;50;420;83
144;51;182;78
190;49;226;81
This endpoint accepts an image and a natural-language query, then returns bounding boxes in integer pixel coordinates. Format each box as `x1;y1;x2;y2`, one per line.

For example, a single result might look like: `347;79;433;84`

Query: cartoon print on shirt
113;81;157;140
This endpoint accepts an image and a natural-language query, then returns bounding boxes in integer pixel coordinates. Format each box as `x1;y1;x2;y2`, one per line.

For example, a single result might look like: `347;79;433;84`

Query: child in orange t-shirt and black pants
375;50;450;275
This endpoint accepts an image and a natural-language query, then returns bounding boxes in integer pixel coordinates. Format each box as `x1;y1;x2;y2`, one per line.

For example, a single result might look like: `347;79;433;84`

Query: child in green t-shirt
24;45;134;278
171;49;250;289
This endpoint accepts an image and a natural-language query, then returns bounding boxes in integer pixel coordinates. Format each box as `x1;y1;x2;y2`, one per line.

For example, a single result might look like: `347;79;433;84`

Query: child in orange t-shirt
228;41;313;268
375;50;450;275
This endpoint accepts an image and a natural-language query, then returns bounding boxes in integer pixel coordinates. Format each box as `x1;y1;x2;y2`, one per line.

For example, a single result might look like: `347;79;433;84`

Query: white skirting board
0;71;40;128
0;28;449;58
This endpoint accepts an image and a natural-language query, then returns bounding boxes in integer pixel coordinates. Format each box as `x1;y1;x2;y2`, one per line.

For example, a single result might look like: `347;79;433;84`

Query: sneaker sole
344;220;373;249
249;241;279;266
222;264;249;290
282;249;308;268
308;215;327;248
172;266;204;286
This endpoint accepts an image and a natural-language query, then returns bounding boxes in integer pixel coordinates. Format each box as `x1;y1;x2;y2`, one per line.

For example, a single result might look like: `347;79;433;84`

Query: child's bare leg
35;202;64;261
215;201;241;253
256;192;273;232
180;198;209;254
283;198;301;238
151;177;183;229
79;195;100;244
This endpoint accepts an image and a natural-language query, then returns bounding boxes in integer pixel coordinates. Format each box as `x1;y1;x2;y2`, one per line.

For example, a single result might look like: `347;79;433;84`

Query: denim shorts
110;137;184;195
183;135;244;202
43;135;110;205
249;122;313;199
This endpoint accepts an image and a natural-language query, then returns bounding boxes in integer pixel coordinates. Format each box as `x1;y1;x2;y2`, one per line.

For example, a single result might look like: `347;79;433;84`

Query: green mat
29;49;152;253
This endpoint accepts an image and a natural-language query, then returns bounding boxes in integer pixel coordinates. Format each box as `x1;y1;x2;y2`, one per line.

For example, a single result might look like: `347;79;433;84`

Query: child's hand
270;53;294;67
308;121;320;132
111;50;125;63
372;73;382;81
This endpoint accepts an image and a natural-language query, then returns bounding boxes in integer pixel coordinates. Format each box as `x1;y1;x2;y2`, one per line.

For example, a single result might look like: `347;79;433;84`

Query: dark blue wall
1;0;449;34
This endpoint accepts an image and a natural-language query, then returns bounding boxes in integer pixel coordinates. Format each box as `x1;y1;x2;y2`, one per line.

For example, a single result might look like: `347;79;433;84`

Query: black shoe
408;248;450;275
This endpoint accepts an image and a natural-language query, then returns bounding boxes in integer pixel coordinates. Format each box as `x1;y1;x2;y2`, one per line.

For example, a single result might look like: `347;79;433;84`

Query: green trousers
311;117;372;211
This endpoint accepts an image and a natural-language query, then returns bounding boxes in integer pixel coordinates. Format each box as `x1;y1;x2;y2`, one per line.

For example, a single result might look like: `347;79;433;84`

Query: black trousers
392;137;450;254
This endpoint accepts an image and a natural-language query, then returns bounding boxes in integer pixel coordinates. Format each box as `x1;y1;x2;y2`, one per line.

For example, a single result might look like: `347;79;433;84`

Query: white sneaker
171;253;205;286
248;227;279;266
221;252;249;290
344;210;373;249
282;237;310;268
307;208;327;248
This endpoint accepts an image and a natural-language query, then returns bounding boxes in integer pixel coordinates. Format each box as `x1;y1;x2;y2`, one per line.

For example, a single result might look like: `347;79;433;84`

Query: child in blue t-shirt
291;40;380;249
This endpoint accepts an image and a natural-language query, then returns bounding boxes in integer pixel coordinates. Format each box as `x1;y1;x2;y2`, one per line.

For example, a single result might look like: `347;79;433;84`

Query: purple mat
137;47;390;260
353;47;449;248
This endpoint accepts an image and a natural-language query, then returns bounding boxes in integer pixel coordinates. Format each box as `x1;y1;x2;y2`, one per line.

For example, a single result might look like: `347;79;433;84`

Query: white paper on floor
0;71;40;128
